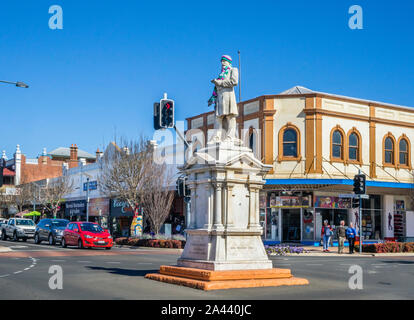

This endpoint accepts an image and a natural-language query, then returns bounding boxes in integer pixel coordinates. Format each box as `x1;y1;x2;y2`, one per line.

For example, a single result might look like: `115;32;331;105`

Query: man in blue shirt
346;222;357;254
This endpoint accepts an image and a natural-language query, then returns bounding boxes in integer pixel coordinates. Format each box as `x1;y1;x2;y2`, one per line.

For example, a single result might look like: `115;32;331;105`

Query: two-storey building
185;86;414;244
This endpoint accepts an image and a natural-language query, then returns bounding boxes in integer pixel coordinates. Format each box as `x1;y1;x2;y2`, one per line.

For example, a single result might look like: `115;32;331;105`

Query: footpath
281;244;414;257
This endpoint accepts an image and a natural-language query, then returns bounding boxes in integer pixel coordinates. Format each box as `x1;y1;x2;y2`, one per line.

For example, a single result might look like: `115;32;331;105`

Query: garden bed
265;245;308;256
356;242;414;253
115;237;186;249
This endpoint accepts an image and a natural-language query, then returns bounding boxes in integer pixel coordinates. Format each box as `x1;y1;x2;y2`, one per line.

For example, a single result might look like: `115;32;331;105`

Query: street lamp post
86;177;90;222
0;80;29;88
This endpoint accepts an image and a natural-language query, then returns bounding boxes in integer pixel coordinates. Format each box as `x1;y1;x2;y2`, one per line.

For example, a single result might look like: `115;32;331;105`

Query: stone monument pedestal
146;141;308;290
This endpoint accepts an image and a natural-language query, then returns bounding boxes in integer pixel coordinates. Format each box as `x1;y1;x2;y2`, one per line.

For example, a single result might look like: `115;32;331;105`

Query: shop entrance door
282;209;301;242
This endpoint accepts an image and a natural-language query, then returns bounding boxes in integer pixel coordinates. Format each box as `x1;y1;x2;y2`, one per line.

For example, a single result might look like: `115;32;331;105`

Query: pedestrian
321;220;333;252
346;222;357;254
336;220;346;254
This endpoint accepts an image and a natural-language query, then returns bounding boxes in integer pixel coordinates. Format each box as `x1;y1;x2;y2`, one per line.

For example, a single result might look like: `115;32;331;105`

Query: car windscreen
79;223;103;233
16;220;35;226
51;220;69;228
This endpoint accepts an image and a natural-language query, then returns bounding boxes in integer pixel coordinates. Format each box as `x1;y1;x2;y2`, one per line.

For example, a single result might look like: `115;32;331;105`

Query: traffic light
160;98;174;128
153;102;161;130
352;198;360;208
176;176;190;197
353;174;366;195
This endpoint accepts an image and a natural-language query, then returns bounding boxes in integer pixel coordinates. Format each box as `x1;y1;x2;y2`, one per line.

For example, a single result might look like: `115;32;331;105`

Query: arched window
398;135;411;169
348;133;358;161
384;137;394;164
283;129;297;157
332;130;344;160
347;128;362;165
278;123;301;162
399;139;408;166
249;132;254;150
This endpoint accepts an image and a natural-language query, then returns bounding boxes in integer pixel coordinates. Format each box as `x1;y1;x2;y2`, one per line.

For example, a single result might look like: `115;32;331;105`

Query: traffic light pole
173;125;190;150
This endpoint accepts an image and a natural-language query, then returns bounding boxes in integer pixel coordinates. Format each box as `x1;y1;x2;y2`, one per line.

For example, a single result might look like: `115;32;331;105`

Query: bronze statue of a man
208;55;239;142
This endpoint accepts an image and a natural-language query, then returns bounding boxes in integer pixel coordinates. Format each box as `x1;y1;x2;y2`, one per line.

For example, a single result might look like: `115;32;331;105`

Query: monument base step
145;266;309;291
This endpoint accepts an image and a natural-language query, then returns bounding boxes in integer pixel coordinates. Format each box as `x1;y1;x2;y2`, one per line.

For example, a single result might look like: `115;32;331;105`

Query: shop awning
265;179;414;195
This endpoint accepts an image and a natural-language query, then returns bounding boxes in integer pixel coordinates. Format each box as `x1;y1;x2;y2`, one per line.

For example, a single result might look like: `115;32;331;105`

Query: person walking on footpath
346;222;357;254
321;220;333;252
336;220;346;254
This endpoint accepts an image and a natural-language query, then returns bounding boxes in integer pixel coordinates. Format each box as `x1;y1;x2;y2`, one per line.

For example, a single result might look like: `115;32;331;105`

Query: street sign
339;194;369;199
339;194;359;198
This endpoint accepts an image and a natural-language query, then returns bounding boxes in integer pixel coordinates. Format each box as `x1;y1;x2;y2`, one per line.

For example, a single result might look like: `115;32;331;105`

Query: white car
1;218;36;242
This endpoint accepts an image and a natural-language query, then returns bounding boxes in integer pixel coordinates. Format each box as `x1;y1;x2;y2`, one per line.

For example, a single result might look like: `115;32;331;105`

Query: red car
61;222;113;249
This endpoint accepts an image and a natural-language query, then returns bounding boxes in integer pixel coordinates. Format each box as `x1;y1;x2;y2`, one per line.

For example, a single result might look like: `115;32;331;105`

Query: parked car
1;218;36;241
34;218;69;245
61;222;113;249
0;219;8;228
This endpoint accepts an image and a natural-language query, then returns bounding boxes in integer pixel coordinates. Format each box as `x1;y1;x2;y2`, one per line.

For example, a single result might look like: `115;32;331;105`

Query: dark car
34;219;69;245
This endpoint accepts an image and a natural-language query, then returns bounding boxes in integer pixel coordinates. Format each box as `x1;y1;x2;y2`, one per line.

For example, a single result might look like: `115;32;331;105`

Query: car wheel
48;234;55;245
22;238;27;242
34;233;41;244
13;232;18;242
61;238;67;248
1;231;7;241
105;247;111;250
78;239;83;249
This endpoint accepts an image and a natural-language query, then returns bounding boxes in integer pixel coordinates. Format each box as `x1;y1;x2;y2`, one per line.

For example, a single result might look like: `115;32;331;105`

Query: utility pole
86;177;90;222
238;50;241;102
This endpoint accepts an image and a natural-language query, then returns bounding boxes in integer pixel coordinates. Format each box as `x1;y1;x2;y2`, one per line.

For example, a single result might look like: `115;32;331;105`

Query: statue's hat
221;55;232;63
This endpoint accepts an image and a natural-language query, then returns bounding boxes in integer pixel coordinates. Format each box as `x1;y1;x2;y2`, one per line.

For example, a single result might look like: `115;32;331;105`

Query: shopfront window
263;191;312;242
302;209;314;241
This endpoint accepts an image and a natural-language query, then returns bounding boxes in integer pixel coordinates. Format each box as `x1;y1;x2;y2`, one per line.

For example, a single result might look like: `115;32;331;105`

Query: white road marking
9;246;28;249
137;262;153;265
0;274;10;278
306;264;323;266
13;271;22;274
106;262;121;264
77;261;91;263
51;260;66;262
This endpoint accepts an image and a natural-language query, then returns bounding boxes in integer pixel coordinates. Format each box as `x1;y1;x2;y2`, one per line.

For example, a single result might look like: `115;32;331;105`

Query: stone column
213;182;224;229
225;183;235;228
189;184;197;229
248;186;261;229
248;186;255;229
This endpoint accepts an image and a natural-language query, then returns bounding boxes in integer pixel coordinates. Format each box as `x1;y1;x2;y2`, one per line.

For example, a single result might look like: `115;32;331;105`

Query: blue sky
1;0;413;158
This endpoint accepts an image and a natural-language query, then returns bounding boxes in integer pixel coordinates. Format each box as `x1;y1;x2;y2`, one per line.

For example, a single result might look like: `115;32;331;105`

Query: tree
98;136;175;235
42;175;74;218
14;182;34;213
99;137;153;218
141;162;176;235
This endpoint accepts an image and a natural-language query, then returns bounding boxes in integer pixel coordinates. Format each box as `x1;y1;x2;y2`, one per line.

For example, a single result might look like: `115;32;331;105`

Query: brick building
1;144;96;187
